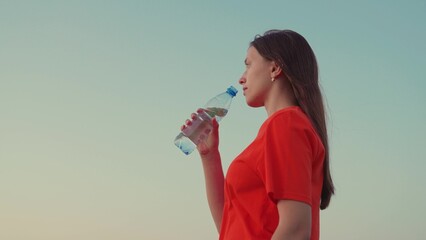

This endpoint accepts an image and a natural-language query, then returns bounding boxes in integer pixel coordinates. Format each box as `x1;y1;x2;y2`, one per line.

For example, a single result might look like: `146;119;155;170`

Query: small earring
271;77;275;82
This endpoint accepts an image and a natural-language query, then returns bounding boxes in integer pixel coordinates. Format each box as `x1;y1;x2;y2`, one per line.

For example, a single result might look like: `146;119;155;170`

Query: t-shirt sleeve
258;112;313;206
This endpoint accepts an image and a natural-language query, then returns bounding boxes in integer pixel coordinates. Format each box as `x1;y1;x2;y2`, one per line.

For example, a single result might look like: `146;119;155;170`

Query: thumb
211;117;219;137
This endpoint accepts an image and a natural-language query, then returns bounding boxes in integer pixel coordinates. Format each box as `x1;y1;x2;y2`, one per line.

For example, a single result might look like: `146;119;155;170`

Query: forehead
246;46;258;58
246;46;268;65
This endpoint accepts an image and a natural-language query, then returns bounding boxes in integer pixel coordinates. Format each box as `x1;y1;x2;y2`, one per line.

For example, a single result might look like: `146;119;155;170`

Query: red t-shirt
219;106;324;240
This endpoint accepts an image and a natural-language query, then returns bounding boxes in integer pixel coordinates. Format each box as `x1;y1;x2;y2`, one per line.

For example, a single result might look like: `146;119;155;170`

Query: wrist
200;149;221;163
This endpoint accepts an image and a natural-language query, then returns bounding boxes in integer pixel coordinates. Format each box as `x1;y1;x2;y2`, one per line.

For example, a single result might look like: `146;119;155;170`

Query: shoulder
263;106;312;132
259;106;322;151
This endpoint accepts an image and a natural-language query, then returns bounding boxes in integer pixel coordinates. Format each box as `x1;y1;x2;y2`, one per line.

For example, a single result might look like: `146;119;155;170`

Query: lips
242;87;247;95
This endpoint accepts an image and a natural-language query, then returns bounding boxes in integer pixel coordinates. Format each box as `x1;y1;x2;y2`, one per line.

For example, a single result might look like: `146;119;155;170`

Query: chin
246;99;263;108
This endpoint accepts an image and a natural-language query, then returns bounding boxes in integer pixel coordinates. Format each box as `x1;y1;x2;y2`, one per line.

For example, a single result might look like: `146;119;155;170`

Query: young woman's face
239;46;273;107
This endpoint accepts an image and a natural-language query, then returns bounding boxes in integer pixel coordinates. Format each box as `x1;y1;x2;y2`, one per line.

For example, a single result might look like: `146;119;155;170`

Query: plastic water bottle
174;86;238;155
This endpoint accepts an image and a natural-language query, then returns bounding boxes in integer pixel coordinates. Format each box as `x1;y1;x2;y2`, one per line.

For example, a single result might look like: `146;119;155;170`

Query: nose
239;76;246;85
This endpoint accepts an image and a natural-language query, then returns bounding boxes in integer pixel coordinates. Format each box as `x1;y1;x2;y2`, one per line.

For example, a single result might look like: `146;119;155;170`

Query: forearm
271;226;310;240
272;200;311;240
201;150;225;232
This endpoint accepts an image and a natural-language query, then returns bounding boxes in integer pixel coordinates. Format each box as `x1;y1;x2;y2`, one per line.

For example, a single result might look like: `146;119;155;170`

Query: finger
180;124;186;131
185;119;192;126
190;113;197;120
211;117;219;137
212;117;219;127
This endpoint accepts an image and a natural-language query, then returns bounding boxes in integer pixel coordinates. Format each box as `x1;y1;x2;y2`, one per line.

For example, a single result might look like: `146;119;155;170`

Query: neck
264;78;297;116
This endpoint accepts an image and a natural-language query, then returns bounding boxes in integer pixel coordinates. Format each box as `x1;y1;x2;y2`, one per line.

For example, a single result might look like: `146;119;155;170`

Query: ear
270;61;282;78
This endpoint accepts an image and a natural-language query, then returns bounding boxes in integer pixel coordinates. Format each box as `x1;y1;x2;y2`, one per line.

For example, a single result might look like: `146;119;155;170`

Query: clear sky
1;1;425;239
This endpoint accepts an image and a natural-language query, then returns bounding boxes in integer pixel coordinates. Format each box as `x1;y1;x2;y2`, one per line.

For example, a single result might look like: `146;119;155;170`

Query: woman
182;29;334;240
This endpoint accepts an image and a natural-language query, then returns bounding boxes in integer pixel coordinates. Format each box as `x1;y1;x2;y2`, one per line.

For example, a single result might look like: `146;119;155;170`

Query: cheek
248;65;269;82
247;70;268;92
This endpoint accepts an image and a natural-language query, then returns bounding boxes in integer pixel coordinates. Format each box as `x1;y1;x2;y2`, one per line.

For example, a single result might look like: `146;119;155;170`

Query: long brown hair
251;29;334;210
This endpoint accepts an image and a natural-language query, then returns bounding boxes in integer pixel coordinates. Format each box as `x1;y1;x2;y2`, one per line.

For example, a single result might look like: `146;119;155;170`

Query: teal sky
1;1;425;239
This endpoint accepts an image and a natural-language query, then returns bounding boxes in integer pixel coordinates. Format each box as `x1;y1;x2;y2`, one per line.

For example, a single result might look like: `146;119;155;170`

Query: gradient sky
1;1;425;239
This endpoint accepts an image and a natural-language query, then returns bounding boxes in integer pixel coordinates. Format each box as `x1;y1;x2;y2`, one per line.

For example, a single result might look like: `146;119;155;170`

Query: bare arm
183;112;224;232
271;200;312;240
200;150;224;232
198;116;224;232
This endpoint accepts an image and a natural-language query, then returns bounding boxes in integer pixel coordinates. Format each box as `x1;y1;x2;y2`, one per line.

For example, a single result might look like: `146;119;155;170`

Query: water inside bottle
174;132;195;155
205;107;228;121
174;107;229;155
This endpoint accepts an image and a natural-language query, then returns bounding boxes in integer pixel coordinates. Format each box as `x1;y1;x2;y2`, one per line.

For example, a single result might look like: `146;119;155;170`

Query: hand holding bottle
174;86;237;155
181;109;220;156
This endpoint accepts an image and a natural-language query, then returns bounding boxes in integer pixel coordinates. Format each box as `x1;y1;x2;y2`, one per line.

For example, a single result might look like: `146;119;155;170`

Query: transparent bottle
174;86;238;155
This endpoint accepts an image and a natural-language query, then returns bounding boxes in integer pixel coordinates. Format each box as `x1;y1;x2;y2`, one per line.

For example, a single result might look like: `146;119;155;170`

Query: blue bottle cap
226;86;238;97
